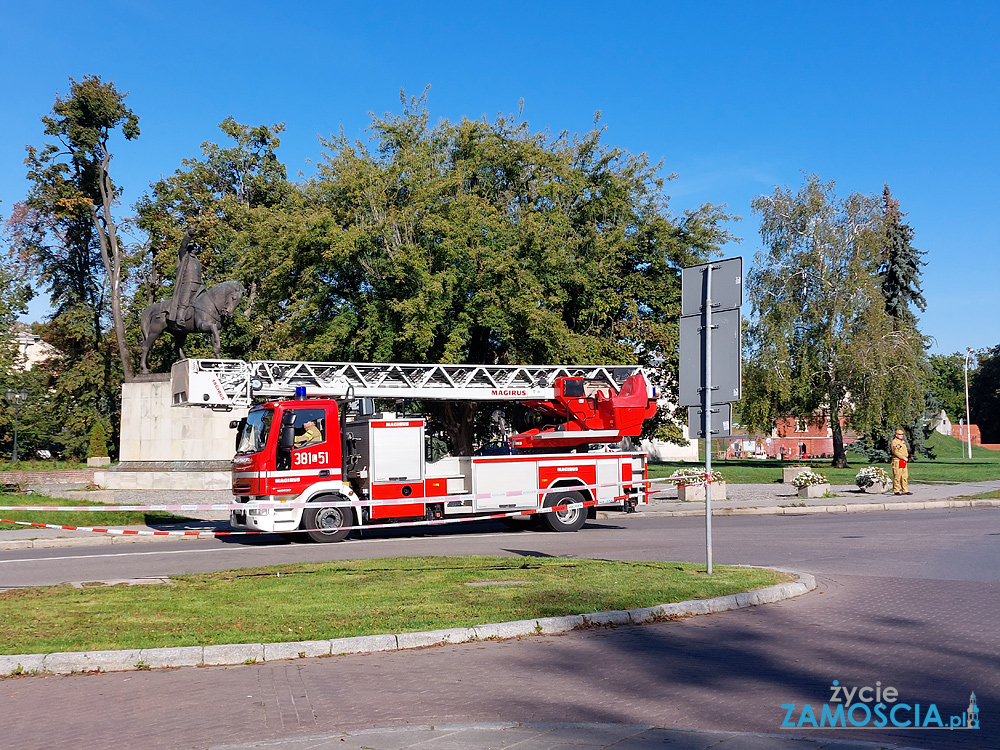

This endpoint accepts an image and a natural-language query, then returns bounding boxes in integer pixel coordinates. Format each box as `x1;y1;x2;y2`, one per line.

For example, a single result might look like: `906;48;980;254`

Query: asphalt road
1;508;997;750
1;507;998;586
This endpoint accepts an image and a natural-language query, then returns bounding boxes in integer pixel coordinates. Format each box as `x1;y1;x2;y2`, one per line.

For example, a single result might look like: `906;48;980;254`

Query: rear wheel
540;490;587;532
303;497;353;543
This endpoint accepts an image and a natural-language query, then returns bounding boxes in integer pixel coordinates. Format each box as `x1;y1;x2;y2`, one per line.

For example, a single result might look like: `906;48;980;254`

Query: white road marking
0;530;533;564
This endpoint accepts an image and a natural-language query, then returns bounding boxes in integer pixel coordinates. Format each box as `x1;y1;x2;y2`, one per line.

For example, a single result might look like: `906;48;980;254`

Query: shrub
88;422;109;458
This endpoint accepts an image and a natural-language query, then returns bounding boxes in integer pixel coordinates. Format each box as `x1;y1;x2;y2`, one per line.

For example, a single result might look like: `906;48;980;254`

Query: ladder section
172;358;649;408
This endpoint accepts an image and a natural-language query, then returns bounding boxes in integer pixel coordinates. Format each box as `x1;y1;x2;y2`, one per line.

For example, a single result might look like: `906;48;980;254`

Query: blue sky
2;1;996;356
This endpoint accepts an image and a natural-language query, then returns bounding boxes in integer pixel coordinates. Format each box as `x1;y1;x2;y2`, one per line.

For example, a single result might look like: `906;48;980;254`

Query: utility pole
964;348;973;459
703;262;714;575
5;389;29;464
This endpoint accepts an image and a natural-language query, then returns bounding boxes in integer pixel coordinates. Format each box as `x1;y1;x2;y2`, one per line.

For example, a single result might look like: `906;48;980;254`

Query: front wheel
540;490;587;532
303;497;353;543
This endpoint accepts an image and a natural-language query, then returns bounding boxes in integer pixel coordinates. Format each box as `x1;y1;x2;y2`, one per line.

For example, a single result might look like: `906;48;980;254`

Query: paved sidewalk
206;722;929;749
0;479;997;550
639;478;1000;517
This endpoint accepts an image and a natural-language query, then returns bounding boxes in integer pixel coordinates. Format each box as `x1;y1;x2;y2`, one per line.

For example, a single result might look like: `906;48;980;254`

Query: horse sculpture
139;280;245;374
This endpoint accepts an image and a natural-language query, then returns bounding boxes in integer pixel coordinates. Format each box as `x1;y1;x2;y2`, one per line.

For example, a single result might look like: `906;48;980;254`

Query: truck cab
231;399;344;534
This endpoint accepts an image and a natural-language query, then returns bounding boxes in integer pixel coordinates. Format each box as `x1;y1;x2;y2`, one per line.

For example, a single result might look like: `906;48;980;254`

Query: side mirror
279;411;296;451
233;418;247;452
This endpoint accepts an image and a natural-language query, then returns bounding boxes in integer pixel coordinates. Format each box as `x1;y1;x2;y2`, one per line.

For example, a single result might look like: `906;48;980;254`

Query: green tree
241;93;734;449
742;174;926;468
880;184;926;325
856;185;933;459
18;75;140;380
133;117;289;370
929;352;970;424
0;251;34;458
6;76;139;457
969;345;999;444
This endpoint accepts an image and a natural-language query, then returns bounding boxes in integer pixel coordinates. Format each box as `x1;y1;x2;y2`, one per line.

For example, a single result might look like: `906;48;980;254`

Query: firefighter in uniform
890;428;912;495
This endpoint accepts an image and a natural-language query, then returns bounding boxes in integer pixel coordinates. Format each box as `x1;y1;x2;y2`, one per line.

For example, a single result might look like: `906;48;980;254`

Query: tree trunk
830;404;847;468
433;401;477;456
92;151;133;382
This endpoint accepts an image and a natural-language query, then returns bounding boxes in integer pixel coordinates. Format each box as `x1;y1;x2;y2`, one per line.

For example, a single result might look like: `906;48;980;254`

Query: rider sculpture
139;227;245;374
166;227;206;327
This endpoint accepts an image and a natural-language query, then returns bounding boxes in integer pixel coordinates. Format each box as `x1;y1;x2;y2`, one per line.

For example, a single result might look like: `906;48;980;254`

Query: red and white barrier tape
0;476;674;513
0;498;600;537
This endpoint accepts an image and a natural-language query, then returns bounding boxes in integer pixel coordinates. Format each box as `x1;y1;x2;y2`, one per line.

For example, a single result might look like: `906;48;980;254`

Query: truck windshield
237;408;273;455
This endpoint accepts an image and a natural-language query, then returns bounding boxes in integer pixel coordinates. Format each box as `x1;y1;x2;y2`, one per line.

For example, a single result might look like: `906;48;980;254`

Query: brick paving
2;572;994;750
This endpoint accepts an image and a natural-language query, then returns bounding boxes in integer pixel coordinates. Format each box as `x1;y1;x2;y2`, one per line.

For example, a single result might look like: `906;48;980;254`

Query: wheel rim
554;505;580;524
314;506;347;533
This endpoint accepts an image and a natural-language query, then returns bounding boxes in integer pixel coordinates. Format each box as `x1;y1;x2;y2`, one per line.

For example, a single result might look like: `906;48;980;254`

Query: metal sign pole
703;264;714;575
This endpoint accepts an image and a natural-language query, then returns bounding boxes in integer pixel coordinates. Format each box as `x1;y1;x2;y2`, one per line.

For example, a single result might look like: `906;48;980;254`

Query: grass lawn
0;491;194;530
0;460;88;472
0;556;789;654
650;433;1000;485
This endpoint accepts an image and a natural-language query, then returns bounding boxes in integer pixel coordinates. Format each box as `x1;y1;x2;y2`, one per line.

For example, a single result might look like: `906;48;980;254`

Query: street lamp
964;349;973;460
5;389;29;464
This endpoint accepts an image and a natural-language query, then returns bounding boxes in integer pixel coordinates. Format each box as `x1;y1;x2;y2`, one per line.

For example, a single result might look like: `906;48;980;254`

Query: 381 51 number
293;451;329;466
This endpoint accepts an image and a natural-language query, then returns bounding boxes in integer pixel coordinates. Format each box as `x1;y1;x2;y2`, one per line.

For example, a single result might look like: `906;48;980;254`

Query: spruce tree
869;186;932;458
881;185;926;326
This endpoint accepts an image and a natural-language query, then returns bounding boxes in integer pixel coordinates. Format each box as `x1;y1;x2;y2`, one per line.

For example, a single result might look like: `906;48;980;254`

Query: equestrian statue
139;227;245;374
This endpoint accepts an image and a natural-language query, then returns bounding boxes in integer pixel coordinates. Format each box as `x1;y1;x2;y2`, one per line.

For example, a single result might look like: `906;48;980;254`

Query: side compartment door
472;459;538;511
596;457;621;505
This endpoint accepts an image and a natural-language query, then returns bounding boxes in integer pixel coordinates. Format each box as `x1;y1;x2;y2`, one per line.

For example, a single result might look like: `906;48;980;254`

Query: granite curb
618;496;1000;519
0;571;815;677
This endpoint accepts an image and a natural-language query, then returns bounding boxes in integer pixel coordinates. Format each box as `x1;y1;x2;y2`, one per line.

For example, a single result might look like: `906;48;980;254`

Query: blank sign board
681;257;743;317
678;309;742;407
688;402;733;438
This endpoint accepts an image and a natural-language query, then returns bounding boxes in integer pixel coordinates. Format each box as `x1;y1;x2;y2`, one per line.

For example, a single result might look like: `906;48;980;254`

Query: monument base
98;461;234;491
106;375;247;491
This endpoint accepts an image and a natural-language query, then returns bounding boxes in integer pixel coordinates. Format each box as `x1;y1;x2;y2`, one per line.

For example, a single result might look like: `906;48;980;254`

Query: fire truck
171;359;659;542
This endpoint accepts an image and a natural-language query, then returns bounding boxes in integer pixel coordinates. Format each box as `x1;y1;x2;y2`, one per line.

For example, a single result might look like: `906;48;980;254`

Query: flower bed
664;468;724;486
791;470;828;488
792;470;830;498
855;466;890;489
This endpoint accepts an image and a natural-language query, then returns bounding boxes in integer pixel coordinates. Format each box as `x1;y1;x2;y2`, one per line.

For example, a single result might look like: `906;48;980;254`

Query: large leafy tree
853;185;933;460
236;94;733;449
131;94;733;451
18;75;140;381
929;352;970;425
133;117;289;370
6;76;139;457
742;174;926;468
0;251;34;459
969;345;1000;444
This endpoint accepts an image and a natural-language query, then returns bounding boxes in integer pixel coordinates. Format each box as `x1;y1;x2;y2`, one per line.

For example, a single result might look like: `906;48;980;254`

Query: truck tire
303;497;353;543
540;490;587;532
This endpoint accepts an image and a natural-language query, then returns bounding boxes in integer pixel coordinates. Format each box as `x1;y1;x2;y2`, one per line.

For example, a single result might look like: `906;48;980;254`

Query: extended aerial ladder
171;358;659;450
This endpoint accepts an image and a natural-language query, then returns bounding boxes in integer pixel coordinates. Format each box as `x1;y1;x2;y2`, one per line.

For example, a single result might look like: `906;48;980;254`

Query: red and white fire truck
172;359;659;542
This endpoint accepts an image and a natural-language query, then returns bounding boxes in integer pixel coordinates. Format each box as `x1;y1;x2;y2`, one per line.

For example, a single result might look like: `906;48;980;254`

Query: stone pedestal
862;481;890;494
797;483;831;499
677;482;727;502
98;375;248;490
783;466;809;483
